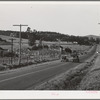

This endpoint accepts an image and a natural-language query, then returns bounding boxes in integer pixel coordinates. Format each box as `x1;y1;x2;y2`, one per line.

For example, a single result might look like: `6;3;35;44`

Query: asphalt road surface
0;45;97;90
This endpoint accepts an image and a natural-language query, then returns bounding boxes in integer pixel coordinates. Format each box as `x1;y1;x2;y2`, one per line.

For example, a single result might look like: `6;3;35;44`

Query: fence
0;49;60;65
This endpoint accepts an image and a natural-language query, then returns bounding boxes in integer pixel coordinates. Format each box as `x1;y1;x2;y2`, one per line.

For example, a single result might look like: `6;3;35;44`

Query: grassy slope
78;46;100;90
0;35;28;42
0;35;28;49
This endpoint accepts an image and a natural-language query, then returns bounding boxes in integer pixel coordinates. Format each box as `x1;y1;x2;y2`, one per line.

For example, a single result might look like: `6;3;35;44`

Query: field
0;35;28;50
0;35;92;70
0;35;90;51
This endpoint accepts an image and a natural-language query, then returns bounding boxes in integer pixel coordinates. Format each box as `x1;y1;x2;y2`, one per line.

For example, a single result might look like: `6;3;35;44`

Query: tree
96;38;100;44
26;27;31;33
65;48;72;54
44;45;49;49
28;33;36;46
26;27;36;46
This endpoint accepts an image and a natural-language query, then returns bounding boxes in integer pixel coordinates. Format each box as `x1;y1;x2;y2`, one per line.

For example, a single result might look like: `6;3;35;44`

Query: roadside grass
78;70;100;90
33;62;93;90
0;56;60;71
78;46;100;90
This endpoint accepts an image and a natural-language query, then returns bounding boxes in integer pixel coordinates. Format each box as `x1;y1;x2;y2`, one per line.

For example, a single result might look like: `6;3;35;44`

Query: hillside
0;30;99;45
0;36;10;45
0;35;29;50
86;35;100;40
0;35;28;43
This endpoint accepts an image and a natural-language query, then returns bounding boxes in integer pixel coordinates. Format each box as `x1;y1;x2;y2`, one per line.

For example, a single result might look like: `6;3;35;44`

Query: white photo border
0;1;100;99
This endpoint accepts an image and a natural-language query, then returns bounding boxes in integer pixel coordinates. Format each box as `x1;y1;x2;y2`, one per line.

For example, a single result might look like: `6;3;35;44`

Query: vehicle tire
73;59;75;62
77;59;80;62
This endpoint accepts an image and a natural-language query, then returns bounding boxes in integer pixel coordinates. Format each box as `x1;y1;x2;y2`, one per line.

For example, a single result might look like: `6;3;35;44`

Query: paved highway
0;45;97;90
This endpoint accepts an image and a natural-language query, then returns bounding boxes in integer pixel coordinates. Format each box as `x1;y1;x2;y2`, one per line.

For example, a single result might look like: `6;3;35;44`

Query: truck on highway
61;50;79;62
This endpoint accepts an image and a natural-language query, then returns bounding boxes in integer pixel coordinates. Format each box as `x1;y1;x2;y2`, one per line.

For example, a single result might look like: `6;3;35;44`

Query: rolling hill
86;35;100;40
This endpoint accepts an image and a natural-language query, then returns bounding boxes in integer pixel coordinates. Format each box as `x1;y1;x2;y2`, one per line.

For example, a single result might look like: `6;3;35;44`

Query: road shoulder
78;53;100;90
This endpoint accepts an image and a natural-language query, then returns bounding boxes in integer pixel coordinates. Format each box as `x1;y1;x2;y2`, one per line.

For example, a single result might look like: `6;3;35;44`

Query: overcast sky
0;1;100;36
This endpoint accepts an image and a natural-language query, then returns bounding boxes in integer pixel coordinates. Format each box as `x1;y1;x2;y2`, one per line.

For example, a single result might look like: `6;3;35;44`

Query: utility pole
13;24;28;65
9;38;16;65
56;39;61;59
98;23;100;44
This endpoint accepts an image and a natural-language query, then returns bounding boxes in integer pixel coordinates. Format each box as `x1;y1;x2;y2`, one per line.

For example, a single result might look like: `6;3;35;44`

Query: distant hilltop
86;35;100;40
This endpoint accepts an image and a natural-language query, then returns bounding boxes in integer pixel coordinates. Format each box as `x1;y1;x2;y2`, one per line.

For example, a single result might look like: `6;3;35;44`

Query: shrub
0;64;6;71
4;52;18;57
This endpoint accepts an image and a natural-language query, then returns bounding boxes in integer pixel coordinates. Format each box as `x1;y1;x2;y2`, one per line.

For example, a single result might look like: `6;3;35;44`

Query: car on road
61;55;73;62
61;54;79;63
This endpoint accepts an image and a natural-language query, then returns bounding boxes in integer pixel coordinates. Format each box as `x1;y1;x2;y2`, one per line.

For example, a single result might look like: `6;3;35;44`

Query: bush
4;52;18;57
44;45;49;49
0;64;6;71
65;48;72;53
28;62;33;65
32;46;39;50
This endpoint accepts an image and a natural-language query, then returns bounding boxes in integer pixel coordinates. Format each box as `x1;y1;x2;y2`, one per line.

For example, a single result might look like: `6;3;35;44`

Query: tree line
0;29;100;46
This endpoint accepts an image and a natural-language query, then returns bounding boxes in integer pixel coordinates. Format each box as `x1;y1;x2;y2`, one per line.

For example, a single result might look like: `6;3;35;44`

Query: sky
0;1;100;36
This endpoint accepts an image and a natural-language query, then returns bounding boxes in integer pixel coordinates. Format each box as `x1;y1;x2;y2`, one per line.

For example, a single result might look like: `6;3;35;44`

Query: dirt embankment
33;45;98;90
78;46;100;90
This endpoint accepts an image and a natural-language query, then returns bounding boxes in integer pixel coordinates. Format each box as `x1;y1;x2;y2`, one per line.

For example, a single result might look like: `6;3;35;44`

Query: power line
13;24;28;65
